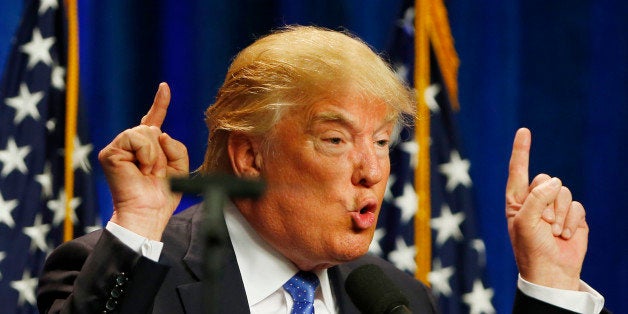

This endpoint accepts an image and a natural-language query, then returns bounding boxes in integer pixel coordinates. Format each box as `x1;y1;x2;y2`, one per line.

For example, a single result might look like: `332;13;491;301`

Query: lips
350;201;377;229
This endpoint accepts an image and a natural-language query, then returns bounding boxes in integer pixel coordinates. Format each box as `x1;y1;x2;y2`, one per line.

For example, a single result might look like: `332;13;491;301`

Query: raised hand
98;83;189;240
505;128;588;290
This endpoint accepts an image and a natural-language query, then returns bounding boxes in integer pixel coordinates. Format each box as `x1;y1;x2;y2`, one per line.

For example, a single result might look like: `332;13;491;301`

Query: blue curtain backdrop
1;0;625;313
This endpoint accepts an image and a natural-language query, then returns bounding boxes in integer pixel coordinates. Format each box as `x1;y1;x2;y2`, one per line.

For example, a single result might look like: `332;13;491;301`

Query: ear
228;132;262;178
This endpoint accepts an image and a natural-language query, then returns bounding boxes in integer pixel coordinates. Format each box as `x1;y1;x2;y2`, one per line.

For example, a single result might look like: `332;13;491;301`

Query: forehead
297;94;397;129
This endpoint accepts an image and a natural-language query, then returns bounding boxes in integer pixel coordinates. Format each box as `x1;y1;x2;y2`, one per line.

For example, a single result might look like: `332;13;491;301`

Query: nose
351;144;387;187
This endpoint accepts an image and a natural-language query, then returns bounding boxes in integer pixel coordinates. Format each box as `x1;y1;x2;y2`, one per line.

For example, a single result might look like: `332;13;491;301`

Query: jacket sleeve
37;229;170;314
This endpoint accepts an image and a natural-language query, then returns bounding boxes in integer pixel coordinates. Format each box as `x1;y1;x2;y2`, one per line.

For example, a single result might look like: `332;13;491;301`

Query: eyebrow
309;111;357;131
309;110;393;134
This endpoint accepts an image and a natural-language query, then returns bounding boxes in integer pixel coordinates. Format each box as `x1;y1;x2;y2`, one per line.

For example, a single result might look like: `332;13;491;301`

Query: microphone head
344;264;410;314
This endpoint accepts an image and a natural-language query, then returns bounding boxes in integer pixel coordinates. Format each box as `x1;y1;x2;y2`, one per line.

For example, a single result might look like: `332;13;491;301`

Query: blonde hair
198;25;415;174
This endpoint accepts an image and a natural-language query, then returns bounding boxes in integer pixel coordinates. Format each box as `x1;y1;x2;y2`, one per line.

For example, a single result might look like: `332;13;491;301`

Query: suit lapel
181;204;205;281
329;264;360;314
178;204;250;314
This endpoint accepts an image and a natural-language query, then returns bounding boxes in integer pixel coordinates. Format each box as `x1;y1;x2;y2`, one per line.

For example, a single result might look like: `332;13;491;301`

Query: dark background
1;0;626;312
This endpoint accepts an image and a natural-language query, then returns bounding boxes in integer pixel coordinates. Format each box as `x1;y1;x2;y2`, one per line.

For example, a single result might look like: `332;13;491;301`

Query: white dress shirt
518;274;604;313
106;203;605;313
223;202;335;313
106;202;335;313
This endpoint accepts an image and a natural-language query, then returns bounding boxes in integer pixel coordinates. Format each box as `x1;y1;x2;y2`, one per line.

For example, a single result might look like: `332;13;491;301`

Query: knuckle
533;173;551;182
121;127;140;140
529;185;549;201
148;125;162;134
571;201;586;217
505;194;521;208
97;146;123;166
560;186;571;197
131;125;157;136
97;148;108;162
529;173;551;190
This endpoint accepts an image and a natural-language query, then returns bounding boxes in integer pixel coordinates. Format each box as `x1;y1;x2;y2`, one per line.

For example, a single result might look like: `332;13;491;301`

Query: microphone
345;264;412;314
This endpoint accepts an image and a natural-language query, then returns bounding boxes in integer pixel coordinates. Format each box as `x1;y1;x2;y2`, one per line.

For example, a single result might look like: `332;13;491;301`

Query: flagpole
64;0;80;242
414;0;432;285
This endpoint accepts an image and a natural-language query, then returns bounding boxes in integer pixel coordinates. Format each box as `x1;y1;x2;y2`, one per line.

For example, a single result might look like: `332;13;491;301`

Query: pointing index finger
140;82;171;127
506;128;532;206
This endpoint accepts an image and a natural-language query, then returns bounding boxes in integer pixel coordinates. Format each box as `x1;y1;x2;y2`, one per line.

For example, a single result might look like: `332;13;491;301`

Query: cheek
268;150;349;185
379;161;391;186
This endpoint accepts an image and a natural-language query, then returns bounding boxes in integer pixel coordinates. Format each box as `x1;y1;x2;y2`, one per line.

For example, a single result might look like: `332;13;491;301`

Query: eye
376;139;390;147
326;137;343;145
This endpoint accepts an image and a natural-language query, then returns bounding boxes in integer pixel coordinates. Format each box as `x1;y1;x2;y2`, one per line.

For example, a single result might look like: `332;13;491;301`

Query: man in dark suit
37;26;605;313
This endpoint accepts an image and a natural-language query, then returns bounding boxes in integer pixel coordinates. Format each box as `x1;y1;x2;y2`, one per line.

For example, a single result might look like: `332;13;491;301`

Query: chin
330;237;371;263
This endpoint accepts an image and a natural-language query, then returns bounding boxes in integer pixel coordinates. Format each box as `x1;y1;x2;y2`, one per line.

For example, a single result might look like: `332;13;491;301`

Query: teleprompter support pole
170;174;264;314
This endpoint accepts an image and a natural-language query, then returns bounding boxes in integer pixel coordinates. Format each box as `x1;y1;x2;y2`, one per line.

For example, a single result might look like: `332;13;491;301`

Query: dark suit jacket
37;204;437;313
37;204;609;313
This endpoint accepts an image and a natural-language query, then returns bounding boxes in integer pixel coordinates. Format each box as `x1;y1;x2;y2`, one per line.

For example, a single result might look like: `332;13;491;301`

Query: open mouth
351;202;377;229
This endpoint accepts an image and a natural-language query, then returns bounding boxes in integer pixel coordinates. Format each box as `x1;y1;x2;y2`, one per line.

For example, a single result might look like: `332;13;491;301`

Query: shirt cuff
105;221;164;262
517;274;604;314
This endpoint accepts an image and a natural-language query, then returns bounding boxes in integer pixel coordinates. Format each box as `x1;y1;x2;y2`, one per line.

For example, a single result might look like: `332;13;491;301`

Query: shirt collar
224;201;335;311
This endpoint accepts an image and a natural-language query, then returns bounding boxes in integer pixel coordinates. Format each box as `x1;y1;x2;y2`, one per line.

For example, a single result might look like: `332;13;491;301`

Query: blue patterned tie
283;271;320;314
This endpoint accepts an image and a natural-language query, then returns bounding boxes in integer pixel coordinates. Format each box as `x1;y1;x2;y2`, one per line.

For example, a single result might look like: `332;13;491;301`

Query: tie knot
283;271;319;314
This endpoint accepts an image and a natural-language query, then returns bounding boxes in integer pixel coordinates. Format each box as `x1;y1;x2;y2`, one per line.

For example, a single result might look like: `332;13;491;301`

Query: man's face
242;94;394;271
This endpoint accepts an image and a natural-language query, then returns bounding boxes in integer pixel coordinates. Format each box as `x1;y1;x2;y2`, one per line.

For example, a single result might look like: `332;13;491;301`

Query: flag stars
471;239;487;267
23;214;51;252
0;251;6;280
61;136;93;172
388;237;416;273
438;150;472;192
400;140;418;169
394;63;410;83
51;64;66;90
431;204;465;246
5;83;43;124
10;269;39;306
71;136;93;172
46;118;57;132
394;183;418;223
35;162;54;198
20;28;55;69
39;0;59;15
369;228;386;255
429;258;455;297
462;279;495;314
397;6;415;35
424;83;441;113
384;173;396;202
0;137;32;177
0;191;19;228
47;188;81;227
4;0;100;309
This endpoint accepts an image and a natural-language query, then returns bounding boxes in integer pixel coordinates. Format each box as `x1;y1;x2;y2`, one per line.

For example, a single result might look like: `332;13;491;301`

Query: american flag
0;0;99;312
371;1;495;313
